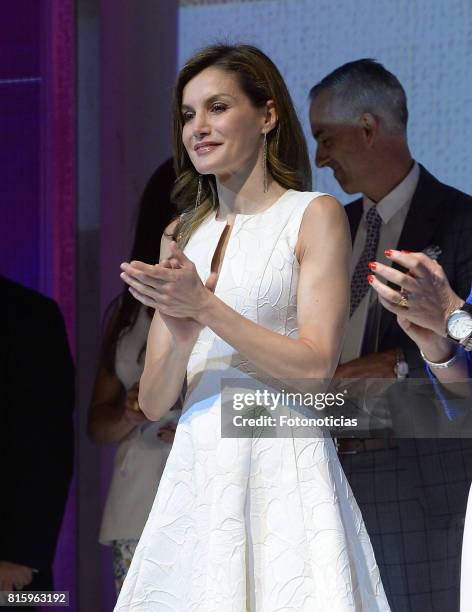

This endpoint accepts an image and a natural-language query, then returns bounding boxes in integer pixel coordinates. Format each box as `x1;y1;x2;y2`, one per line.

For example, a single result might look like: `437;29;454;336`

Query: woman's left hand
120;242;217;321
368;250;463;337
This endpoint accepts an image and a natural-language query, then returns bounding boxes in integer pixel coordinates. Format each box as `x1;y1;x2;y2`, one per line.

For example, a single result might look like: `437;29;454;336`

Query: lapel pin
422;245;442;260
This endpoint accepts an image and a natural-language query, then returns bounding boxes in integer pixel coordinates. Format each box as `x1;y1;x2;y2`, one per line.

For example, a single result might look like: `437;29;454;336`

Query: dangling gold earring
262;132;268;193
194;175;203;209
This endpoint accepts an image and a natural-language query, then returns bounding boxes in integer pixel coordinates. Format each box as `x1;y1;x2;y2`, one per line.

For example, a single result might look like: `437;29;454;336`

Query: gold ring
131;399;140;412
398;295;409;308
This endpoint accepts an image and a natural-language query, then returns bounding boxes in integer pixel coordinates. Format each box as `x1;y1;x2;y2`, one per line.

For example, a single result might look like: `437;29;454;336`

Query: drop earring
275;124;280;152
195;175;202;209
262;132;268;193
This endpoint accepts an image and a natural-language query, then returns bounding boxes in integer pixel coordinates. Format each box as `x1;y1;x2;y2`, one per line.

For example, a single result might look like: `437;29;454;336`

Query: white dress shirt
341;162;420;363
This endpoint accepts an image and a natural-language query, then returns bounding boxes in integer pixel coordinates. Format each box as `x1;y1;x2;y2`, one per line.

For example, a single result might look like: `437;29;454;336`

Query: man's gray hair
309;59;408;136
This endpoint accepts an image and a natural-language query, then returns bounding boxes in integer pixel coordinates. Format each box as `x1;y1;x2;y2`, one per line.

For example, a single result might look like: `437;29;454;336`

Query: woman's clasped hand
120;241;217;323
368;249;464;345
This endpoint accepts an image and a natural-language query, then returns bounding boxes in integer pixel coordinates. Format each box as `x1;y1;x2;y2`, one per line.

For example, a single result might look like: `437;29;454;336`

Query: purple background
0;1;41;290
0;0;76;609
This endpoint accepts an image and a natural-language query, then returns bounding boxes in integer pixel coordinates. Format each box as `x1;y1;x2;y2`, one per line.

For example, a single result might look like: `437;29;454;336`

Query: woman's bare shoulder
301;194;348;236
304;194;346;221
297;194;349;260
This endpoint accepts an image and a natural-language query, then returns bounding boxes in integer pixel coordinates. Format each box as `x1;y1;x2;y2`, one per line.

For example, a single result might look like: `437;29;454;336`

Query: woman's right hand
155;258;204;343
121;257;217;345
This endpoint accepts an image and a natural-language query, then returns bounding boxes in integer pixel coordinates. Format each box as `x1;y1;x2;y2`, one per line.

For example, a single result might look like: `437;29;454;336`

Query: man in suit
309;59;472;611
0;277;74;608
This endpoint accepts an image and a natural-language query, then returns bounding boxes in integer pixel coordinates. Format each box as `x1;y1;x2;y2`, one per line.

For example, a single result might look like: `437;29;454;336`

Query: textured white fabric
114;190;390;611
461;484;472;611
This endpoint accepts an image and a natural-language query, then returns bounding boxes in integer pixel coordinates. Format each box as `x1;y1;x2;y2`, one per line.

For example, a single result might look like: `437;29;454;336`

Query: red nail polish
367;274;374;283
401;250;411;254
368;261;377;270
384;249;393;257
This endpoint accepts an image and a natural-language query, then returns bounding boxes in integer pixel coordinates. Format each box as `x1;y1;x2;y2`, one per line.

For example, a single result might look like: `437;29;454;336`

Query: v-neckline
207;217;234;295
210;223;232;278
208;189;293;294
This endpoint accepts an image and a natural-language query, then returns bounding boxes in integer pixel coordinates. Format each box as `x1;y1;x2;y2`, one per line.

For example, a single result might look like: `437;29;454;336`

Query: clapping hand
120;242;217;342
368;250;464;355
368;250;464;339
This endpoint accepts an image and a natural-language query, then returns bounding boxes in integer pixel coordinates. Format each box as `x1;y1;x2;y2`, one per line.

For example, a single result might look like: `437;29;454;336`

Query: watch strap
462;332;472;351
420;347;458;369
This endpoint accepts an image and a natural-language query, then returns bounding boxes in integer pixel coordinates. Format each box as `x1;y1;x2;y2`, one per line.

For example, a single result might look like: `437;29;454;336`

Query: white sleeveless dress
114;190;390;611
461;485;472;611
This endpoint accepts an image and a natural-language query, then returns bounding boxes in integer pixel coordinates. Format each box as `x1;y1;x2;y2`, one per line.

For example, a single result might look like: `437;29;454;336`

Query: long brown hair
171;44;312;246
101;158;177;373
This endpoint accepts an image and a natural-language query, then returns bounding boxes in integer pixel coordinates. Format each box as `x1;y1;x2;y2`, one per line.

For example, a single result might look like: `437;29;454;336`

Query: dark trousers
340;439;471;612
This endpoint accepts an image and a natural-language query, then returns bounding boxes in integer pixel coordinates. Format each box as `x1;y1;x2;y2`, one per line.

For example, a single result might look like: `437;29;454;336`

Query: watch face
448;311;472;340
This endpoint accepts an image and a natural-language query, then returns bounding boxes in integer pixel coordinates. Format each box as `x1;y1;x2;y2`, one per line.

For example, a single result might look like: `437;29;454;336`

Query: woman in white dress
116;44;390;611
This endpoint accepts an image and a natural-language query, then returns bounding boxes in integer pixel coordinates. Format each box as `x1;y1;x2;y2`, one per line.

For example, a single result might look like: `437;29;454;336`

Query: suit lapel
395;165;444;253
345;198;363;246
378;165;446;344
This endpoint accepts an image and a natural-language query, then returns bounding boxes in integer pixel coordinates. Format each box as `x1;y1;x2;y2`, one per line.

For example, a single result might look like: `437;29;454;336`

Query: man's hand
0;561;34;591
334;348;397;379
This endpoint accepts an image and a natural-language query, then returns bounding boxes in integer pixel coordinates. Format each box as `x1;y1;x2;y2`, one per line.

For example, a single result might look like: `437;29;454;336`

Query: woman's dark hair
101;158;177;373
171;44;312;246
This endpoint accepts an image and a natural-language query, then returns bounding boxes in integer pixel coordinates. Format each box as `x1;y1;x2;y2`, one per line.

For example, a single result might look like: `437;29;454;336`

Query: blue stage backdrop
179;0;472;203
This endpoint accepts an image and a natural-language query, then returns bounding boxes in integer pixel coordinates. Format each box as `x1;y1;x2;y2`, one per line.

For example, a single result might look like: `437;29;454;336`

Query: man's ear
263;99;278;134
360;112;379;147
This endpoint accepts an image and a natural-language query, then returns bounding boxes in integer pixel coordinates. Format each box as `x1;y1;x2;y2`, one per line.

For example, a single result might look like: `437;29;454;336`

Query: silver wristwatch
446;303;472;351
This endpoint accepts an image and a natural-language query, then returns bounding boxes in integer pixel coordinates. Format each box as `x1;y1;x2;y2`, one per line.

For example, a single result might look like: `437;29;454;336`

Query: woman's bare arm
195;196;351;381
137;219;199;421
88;365;147;443
122;198;351;414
